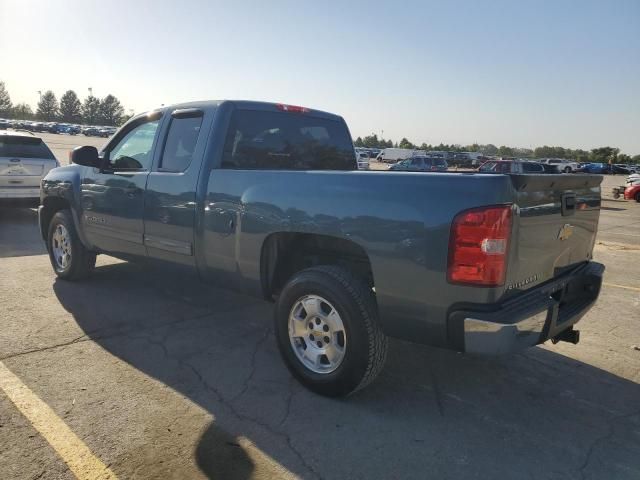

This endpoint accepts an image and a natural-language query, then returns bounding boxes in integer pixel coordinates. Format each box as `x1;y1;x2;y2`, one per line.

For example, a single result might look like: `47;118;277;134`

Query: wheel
47;210;96;280
274;266;388;397
564;167;571;173
635;192;640;203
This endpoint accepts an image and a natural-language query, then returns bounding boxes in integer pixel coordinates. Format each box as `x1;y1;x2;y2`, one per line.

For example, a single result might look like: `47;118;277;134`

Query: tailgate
506;174;602;292
0;157;54;187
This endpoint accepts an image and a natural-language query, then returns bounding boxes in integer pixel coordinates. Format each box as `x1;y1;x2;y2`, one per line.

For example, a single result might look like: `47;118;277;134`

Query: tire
274;266;388;397
47;209;96;280
564;167;571;173
635;192;640;203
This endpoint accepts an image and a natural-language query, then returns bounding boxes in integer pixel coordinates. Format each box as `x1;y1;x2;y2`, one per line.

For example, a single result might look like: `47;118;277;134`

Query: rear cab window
0;136;56;160
222;109;356;170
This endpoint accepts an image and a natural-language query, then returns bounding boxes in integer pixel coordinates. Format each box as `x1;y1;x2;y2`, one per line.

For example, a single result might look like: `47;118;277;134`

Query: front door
81;117;162;257
144;108;208;266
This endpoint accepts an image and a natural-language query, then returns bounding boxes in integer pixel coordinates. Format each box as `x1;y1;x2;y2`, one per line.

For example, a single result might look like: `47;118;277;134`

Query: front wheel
564;167;571;173
47;210;96;280
274;266;388;397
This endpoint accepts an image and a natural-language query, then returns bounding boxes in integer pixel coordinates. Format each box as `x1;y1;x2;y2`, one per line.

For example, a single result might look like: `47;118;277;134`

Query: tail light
276;103;309;113
447;205;512;286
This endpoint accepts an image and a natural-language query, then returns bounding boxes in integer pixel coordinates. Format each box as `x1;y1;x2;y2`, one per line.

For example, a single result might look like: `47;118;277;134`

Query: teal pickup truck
39;100;604;396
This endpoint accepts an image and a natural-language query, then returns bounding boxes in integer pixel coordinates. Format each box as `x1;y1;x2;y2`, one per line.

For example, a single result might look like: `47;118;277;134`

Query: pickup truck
39;100;605;397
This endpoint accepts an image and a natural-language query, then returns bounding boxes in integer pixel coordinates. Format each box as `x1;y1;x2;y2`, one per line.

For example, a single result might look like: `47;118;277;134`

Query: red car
624;184;640;202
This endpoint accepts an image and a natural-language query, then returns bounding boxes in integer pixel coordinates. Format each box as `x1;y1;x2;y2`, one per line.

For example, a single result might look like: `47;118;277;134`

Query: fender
40;164;93;250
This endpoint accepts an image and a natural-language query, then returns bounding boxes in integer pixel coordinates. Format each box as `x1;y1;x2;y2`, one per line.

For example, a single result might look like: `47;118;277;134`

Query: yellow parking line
0;361;117;480
603;282;640;292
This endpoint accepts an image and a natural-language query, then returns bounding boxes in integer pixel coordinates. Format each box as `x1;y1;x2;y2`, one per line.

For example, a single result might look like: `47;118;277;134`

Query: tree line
0;81;130;127
355;135;639;165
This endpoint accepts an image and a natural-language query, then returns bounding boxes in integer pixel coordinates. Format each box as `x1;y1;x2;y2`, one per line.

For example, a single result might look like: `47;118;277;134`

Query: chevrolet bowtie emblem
557;224;574;241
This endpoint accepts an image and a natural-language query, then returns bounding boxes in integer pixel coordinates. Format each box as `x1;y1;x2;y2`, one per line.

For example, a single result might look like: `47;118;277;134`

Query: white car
355;150;370;170
539;158;579;173
0;131;59;204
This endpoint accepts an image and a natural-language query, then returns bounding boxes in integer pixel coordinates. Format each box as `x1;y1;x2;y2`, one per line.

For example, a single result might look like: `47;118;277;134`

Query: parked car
612;164;633;175
376;148;425;163
612;174;640;199
388;156;448;172
98;127;117;137
0;131;59;203
478;160;545;174
39;100;604;397
355;151;370;170
368;148;381;159
540;164;562;174
538;158;579;173
82;126;101;136
580;163;611;174
623;183;640;202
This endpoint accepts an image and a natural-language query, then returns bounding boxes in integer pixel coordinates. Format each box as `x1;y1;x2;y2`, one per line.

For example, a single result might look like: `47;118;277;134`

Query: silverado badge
557;224;574;241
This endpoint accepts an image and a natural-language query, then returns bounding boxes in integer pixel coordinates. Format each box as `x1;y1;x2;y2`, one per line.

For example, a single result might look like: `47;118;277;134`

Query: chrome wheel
288;295;347;374
51;224;72;270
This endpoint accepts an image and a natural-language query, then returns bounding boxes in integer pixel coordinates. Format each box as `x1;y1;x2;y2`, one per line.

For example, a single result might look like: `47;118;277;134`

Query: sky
1;0;639;154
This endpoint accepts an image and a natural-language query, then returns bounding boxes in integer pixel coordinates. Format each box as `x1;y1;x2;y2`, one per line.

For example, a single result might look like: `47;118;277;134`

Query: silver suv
0;131;59;204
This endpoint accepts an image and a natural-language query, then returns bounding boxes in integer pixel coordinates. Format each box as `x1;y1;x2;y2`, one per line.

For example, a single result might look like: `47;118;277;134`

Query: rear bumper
448;262;604;354
0;187;40;199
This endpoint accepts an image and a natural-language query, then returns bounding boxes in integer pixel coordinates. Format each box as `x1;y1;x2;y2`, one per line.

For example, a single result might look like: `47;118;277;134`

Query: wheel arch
39;197;91;249
260;232;376;302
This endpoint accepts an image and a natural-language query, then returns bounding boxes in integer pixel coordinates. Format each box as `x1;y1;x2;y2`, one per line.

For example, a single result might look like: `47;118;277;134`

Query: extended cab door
143;108;209;266
80;115;162;256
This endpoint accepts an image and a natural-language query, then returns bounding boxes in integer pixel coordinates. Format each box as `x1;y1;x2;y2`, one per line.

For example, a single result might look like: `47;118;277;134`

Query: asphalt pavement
0;139;638;479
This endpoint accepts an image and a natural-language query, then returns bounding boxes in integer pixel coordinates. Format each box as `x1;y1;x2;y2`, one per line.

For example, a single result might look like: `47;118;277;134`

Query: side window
107;120;160;170
160;115;203;172
411;157;422;166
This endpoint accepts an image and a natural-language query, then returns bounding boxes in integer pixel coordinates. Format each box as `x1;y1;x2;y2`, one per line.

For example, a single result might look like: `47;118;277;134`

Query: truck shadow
52;260;640;480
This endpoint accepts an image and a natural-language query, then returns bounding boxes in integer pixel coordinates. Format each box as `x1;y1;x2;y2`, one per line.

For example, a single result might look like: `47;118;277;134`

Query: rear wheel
275;266;388;397
47;210;96;280
635;192;640;203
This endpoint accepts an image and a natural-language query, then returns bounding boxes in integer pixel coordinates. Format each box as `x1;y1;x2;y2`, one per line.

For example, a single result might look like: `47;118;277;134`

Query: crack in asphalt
230;327;272;403
129;328;322;480
0;310;220;362
577;409;640;479
429;368;445;417
278;377;298;427
0;334;90;362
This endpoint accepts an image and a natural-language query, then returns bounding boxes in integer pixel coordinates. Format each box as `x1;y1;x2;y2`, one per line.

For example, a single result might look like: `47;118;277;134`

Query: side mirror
70;146;101;167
